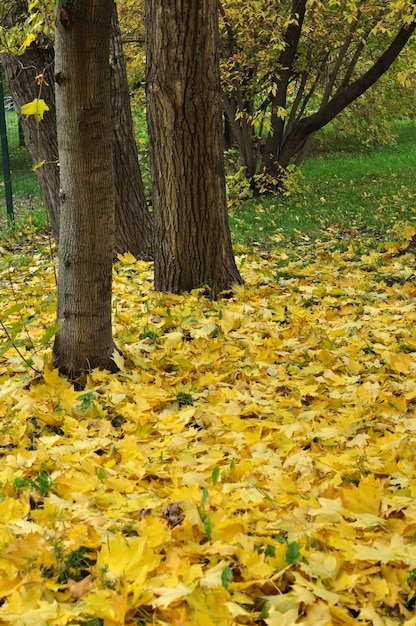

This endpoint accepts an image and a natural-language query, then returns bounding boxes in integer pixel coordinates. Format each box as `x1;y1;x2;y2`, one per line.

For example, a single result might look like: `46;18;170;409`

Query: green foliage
218;0;416;188
176;391;194;406
13;469;53;497
56;546;96;584
198;488;212;542
315;72;416;152
285;541;301;565
132;110;151;201
408;568;416;585
139;325;160;343
225;151;253;204
221;565;233;589
212;466;220;485
118;0;146;90
76;391;97;412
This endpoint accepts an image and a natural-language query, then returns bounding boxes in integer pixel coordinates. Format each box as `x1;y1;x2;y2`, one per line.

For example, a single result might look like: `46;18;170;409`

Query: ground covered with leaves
1;227;416;626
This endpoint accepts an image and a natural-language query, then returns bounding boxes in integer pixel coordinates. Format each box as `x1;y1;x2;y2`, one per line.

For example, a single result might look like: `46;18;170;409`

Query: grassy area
229;120;416;248
1;117;416;248
0;110;43;234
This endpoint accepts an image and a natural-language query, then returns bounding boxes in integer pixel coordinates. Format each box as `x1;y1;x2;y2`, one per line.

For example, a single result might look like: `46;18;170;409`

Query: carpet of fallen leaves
1;227;416;626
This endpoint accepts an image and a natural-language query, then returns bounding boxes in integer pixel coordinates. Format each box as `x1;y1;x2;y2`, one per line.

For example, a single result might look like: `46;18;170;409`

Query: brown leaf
163;502;185;527
69;574;92;599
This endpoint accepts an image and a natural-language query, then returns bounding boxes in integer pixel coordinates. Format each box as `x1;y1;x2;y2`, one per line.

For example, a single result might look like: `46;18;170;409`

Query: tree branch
281;15;416;163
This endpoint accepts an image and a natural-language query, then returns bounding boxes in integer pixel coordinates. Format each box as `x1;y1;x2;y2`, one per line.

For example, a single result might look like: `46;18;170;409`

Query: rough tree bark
1;46;60;241
110;2;153;258
110;3;152;257
52;0;117;377
1;1;152;257
146;0;242;294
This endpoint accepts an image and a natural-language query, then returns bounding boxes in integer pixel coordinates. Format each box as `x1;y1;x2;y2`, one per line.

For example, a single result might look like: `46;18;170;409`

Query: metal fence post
0;69;14;224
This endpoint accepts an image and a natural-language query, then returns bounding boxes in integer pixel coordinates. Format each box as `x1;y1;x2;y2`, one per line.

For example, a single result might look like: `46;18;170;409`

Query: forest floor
0;119;416;625
1;221;416;625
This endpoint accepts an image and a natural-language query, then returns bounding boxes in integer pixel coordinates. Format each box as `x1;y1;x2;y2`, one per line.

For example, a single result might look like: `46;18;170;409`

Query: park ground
0;122;416;624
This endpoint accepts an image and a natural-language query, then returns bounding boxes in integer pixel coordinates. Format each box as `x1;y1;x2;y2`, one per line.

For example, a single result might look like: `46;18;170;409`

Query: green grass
0;110;45;237
0;195;47;240
229;119;416;248
1;115;416;250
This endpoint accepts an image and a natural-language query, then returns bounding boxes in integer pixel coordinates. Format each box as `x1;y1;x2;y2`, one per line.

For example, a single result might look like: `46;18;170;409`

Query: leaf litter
1;229;416;625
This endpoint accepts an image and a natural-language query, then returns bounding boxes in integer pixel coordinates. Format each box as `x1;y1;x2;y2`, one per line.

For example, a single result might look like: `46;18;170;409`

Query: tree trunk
146;0;242;295
1;47;61;242
1;1;152;258
52;0;117;377
110;2;153;258
261;0;307;178
18;116;25;146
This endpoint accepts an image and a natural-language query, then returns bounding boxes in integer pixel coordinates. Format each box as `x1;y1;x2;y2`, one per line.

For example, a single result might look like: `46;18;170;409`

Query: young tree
52;0;117;376
220;0;416;191
145;0;242;294
0;1;153;258
266;0;416;175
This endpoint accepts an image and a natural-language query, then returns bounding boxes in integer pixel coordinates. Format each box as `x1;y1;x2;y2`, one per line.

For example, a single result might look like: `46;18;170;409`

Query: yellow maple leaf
82;587;127;625
20;98;50;123
382;350;412;374
150;582;193;608
96;533;161;584
301;551;339;581
220;309;243;334
186;588;232;624
116;251;137;265
341;475;384;516
17;33;35;54
265;606;299;626
0;497;30;523
111;349;125;372
360;575;390;602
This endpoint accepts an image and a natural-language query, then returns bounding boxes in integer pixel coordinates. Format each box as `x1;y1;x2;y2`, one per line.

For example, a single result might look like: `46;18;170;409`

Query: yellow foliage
1;231;416;623
20;98;50;123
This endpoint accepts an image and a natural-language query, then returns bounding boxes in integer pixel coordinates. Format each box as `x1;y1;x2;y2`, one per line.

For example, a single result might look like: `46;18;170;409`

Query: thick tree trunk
1;1;152;257
146;0;242;294
52;0;117;377
110;3;153;258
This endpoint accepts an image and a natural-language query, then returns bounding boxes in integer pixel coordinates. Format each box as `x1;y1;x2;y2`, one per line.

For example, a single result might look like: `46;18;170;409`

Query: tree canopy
219;0;416;189
2;0;415;194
